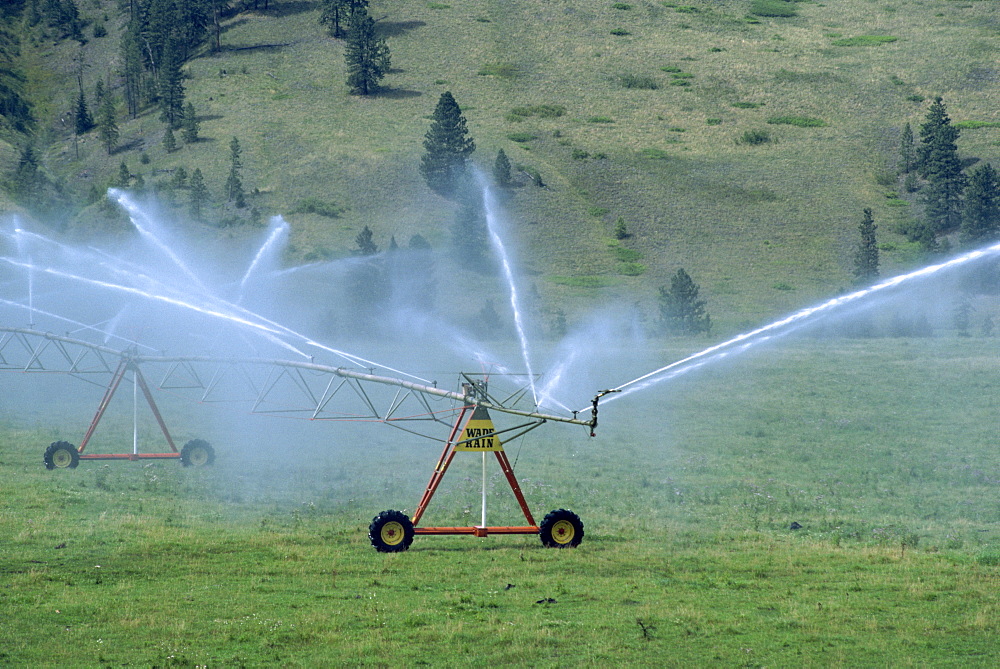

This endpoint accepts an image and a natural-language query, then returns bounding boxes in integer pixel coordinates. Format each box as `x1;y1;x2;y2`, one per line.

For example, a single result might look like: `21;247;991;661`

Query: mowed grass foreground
1;338;998;666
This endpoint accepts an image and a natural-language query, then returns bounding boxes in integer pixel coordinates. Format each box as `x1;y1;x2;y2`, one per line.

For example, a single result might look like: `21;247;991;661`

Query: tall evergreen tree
658;269;711;335
355;224;379;255
344;10;390;96
960;163;999;246
853;208;879;284
320;0;369;38
225;136;246;207
181;102;200;143
450;192;490;267
189;167;209;220
117;160;132;188
157;39;185;129
96;93;119;154
493;148;511;187
163;126;177;152
420;91;476;197
10;144;45;205
918;97;965;233
120;19;144;118
73;87;93;135
898;122;915;174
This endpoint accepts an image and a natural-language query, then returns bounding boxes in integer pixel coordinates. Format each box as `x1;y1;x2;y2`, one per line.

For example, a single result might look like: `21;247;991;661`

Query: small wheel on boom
539;509;584;548
369;510;414;553
180;439;215;467
44;441;80;470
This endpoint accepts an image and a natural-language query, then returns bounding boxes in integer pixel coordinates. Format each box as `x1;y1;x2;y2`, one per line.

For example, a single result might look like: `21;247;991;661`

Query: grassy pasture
16;0;1000;333
1;336;997;665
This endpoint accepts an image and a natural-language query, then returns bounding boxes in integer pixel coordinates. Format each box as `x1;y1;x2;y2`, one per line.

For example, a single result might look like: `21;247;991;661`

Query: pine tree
74;88;93;135
225;136;246;207
120;20;143;118
853;208;879;284
117;161;131;188
189;167;209;220
493;148;511;187
898;122;915;174
614;216;628;240
171;165;188;189
355;224;378;255
450;192;490;267
181;102;200;143
163;126;177;152
960;163;999;246
344;9;390;96
96;93;118;155
420;92;476;197
918;97;965;233
658;268;711;335
320;0;369;38
10;144;45;205
157;39;185;129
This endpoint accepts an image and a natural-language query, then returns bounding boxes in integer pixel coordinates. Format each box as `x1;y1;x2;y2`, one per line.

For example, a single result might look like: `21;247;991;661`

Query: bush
750;0;797;18
640;147;670;160
619;74;659;90
290;197;346;218
571;148;589;159
737;129;773;145
832;35;898;47
612;2;632;8
618;262;646;276
953;120;1000;129
610;29;631;36
732;101;765;109
507;132;536;143
588;116;615;124
478;62;519;78
508;104;566;119
706;118;722;125
766;115;827;127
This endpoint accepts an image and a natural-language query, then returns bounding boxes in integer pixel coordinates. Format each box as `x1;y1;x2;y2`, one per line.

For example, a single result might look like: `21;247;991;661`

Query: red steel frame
411;406;540;537
77;358;181;462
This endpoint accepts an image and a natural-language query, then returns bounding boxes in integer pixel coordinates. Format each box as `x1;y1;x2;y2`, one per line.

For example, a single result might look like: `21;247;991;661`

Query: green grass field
2;337;997;666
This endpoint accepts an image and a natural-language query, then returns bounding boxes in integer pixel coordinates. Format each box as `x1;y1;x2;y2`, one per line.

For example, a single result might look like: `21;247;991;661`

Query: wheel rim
52;448;73;468
188;447;208;466
380;521;405;546
551;519;576;544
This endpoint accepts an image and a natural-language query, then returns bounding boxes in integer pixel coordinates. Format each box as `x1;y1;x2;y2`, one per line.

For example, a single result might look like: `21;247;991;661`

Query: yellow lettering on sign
455;406;503;452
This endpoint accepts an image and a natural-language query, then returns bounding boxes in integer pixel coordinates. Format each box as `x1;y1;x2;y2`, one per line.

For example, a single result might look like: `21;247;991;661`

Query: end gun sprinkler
588;389;620;437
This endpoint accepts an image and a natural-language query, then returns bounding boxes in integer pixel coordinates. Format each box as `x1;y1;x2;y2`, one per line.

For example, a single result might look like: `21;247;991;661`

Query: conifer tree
225;136;246;207
493;148;511;187
181;102;200;143
320;0;369;38
658;269;711;335
960;163;999;246
74;88;93;135
96;93;119;155
344;9;390;96
918;97;965;233
163;126;177;153
355;224;378;255
450;192;490;267
120;20;143;118
117;161;132;188
420;91;476;197
898;122;915;174
157;40;185;129
189;167;209;220
853;208;879;284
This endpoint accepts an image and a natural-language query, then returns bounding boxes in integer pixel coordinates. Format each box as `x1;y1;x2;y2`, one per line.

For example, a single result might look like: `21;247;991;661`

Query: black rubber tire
44;441;80;470
180;439;215;467
539;508;584;548
369;510;414;553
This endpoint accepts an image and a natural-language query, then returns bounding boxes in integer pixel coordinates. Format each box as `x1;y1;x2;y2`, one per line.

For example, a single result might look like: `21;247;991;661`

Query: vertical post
132;369;138;456
481;451;487;528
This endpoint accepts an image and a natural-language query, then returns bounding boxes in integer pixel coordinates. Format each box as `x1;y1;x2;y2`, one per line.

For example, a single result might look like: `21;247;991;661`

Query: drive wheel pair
539;509;584;548
180;439;215;467
369;510;414;553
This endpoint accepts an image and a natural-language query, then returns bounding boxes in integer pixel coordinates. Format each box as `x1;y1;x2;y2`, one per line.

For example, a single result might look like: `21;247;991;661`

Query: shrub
572;148;589;159
953;120;1000;129
706;118;722;125
660;66;683;73
618;262;646;276
619;74;659;90
478;62;519;77
906;94;925;103
612;2;632;8
766;115;827;127
832;35;898;46
550;275;616;288
610;28;631;36
612;245;641;261
509;104;566;119
507;132;536;143
290;198;346;218
750;0;797;18
640;147;670;160
589;206;610;217
588;116;614;124
737;129;773;145
732;101;765;109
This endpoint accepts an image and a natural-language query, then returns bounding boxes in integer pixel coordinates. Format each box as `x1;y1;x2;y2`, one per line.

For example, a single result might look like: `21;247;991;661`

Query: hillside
3;0;1000;332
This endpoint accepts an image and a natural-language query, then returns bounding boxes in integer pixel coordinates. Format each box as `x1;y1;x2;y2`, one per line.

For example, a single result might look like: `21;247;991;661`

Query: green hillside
3;0;1000;330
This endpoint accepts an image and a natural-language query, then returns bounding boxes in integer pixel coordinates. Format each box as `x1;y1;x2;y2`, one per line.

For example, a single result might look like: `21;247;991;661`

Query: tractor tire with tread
44;441;80;470
180;439;215;467
369;510;414;552
539;508;584;548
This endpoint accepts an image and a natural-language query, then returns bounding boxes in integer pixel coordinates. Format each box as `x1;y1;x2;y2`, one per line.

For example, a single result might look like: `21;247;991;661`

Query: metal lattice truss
0;327;597;442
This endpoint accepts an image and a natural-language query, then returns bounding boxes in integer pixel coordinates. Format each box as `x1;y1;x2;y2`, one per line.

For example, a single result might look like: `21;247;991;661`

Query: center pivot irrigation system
1;327;616;552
